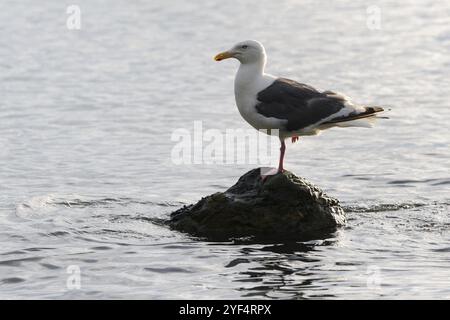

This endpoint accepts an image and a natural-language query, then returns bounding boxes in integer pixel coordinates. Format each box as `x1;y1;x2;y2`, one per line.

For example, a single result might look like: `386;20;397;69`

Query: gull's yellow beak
214;51;234;61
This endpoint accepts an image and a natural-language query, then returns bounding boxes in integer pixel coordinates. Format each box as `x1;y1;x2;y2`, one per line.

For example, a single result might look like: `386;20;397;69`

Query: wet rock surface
168;168;346;241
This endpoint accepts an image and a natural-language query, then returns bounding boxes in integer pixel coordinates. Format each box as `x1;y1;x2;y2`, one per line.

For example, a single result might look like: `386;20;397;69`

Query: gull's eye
241;45;248;49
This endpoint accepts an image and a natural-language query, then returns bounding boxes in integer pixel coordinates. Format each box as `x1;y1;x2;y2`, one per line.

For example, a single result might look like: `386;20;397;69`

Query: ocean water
0;0;449;299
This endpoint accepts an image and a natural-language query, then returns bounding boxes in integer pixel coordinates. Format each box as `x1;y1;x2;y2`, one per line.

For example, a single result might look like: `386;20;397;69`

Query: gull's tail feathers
324;106;388;128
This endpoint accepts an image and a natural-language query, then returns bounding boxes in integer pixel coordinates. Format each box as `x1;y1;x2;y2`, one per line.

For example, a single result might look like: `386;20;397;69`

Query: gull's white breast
234;70;286;132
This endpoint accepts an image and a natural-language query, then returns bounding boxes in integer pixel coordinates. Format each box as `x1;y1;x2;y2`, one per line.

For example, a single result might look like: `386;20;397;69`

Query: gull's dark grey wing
255;78;347;131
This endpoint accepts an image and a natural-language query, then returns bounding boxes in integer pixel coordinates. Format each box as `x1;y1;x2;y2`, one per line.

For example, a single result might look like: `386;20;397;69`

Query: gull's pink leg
291;136;299;143
278;139;286;173
260;138;287;181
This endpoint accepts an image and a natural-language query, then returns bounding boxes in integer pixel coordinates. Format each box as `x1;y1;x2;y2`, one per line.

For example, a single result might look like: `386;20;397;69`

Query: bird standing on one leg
215;40;385;174
278;138;286;173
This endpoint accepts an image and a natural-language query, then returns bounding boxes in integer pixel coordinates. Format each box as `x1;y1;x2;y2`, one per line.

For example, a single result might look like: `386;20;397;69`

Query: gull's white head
214;40;266;65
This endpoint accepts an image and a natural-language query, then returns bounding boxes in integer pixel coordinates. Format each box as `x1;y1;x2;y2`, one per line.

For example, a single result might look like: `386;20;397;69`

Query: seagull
214;40;385;174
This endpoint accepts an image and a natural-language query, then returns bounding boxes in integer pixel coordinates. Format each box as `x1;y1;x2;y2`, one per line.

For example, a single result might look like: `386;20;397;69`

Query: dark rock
168;168;345;241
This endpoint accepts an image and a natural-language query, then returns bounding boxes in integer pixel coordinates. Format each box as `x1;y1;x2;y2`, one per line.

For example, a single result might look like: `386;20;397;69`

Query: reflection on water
230;241;332;299
1;0;450;299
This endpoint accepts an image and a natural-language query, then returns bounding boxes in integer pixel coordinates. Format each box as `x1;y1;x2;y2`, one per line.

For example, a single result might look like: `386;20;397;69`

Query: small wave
46;231;71;237
144;267;193;274
0;277;25;284
225;258;250;268
52;197;183;208
15;194;183;218
40;263;61;270
432;247;450;253
388;178;450;186
15;195;59;217
0;257;43;267
343;202;428;213
431;180;450;186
